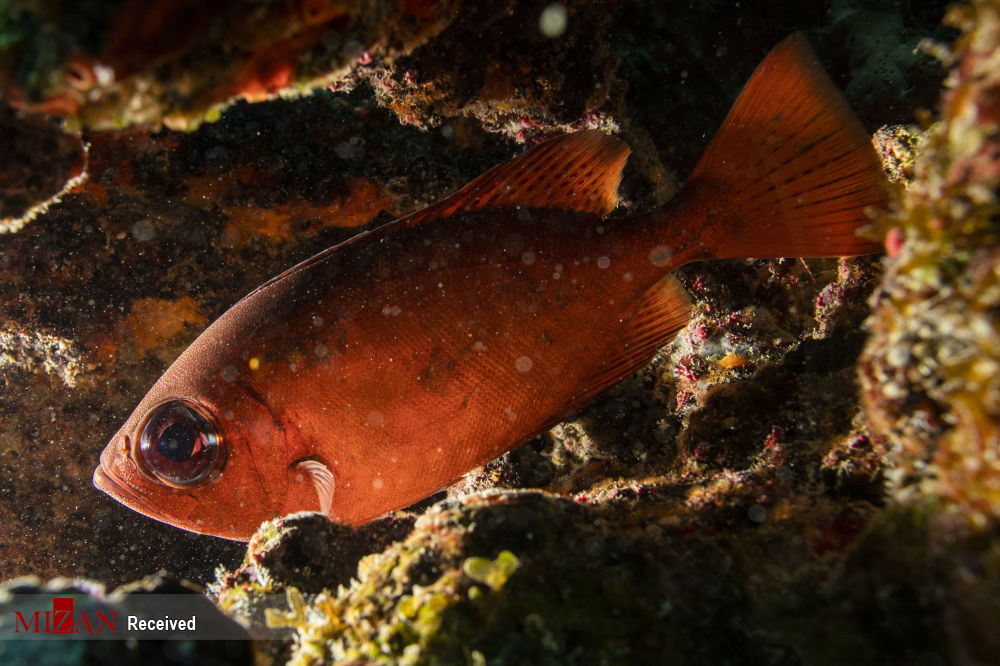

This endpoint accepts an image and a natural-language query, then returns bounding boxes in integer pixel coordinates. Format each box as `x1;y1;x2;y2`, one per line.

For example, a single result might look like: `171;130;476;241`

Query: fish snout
93;452;199;527
93;459;144;505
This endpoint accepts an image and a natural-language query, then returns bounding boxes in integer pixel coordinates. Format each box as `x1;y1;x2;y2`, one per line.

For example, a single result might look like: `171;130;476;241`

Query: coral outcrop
860;0;1000;520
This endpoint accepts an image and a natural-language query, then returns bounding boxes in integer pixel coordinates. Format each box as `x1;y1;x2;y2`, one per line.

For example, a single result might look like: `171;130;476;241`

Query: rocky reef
861;0;1000;522
0;0;455;131
3;0;998;664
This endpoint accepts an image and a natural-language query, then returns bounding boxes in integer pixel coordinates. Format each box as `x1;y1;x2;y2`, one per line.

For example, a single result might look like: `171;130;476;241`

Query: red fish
94;34;886;540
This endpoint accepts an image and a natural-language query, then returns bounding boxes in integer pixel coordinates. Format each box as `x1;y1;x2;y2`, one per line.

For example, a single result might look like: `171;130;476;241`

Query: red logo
13;597;116;634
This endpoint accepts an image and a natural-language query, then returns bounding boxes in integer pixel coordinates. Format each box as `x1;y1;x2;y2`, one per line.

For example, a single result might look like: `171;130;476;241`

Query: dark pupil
158;423;196;462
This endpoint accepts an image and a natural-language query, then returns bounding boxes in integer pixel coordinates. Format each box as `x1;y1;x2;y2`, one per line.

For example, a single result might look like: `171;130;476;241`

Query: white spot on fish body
650;245;673;267
597;256;610;269
516;356;533;373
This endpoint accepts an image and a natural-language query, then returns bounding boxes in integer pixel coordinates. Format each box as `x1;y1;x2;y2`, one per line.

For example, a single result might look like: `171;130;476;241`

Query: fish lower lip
93;464;145;505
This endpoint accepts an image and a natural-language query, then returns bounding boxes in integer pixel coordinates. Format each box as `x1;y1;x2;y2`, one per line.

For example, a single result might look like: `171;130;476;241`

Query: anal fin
570;276;693;409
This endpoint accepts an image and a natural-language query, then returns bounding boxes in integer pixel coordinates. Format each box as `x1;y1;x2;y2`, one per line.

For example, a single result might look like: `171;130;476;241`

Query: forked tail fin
674;33;886;260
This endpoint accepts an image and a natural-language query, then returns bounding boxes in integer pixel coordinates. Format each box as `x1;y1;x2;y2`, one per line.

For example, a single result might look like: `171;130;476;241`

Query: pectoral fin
294;459;335;517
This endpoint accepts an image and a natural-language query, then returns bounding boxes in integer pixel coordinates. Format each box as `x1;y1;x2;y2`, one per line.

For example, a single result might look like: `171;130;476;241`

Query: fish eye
137;401;224;487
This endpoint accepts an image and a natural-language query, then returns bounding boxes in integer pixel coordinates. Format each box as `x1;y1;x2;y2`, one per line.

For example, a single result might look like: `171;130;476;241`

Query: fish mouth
93;460;198;527
92;463;170;523
93;464;145;505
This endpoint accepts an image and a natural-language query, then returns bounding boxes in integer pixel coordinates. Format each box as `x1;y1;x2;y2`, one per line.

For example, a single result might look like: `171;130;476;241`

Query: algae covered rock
860;0;1000;520
221;511;416;593
214;487;991;665
0;0;455;131
234;491;780;665
0;106;86;233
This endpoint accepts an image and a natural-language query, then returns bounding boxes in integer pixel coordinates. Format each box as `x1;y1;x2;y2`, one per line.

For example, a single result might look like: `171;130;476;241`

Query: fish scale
263;212;653;521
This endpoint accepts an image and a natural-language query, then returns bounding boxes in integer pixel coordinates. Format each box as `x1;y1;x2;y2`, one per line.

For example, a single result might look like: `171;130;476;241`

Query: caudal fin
678;33;886;259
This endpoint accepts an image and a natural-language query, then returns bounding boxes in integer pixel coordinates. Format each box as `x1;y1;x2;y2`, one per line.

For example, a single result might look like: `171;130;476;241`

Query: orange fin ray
402;130;630;227
683;32;887;258
569;276;692;410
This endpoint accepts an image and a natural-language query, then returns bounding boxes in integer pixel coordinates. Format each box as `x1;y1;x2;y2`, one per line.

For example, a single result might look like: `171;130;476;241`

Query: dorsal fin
569;276;693;409
402;131;630;227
